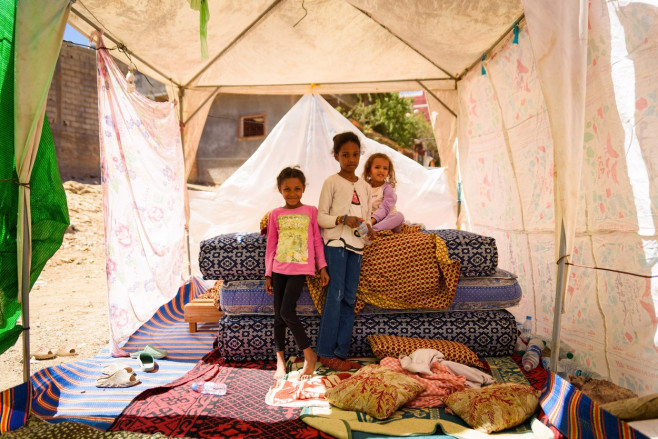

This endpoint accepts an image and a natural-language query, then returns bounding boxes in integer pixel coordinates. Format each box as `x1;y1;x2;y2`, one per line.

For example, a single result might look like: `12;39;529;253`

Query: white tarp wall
189;94;456;274
457;3;658;395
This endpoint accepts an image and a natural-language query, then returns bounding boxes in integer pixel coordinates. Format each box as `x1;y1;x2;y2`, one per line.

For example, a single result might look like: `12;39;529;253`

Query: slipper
138;352;155;372
102;362;134;376
33;348;56;360
130;345;167;359
56;346;77;356
96;369;140;388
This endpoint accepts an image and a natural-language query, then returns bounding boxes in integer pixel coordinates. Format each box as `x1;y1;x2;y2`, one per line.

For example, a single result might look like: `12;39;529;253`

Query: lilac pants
372;211;404;232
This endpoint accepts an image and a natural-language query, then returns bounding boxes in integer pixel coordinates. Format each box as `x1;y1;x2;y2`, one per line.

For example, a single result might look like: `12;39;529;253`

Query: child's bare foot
274;351;287;380
298;349;317;380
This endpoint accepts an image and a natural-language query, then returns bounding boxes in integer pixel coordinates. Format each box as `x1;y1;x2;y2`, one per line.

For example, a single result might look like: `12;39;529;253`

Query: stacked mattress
200;229;518;361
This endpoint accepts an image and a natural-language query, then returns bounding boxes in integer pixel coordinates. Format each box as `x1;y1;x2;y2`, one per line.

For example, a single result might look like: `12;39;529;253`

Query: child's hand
371;217;377;225
320;267;330;286
265;276;273;295
344;216;363;228
366;223;375;241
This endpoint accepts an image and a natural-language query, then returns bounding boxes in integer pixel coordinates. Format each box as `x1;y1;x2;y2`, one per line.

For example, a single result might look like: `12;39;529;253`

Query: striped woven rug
540;371;649;439
29;277;217;430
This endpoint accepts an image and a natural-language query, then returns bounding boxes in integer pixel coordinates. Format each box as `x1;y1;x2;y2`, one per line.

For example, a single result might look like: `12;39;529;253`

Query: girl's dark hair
362;153;397;188
276;166;306;188
332;131;361;155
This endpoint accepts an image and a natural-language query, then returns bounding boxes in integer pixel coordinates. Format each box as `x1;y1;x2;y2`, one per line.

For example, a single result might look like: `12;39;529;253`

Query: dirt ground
0;180;108;392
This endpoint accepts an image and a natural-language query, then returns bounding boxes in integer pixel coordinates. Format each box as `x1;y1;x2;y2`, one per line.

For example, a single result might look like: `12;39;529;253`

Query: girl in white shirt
316;132;372;371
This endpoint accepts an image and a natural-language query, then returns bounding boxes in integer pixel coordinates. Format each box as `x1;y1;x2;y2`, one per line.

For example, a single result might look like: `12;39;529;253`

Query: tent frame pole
184;0;283;88
20;203;31;382
549;222;567;372
178;86;192;278
417;81;457;117
457;13;525;80
69;7;182;88
349;5;456;80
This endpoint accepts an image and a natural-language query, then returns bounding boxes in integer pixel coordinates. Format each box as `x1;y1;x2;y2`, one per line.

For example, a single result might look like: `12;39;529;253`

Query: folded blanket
381;356;466;408
308;228;460;313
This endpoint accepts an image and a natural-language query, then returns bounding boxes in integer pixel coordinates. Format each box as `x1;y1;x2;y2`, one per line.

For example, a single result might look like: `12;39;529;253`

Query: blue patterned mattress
219;268;520;316
199;229;498;280
420;229;497;277
215;309;516;361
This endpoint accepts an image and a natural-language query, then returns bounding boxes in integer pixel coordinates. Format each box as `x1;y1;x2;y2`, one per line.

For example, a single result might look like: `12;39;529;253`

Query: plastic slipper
139;352;155;372
102;362;134;376
33;348;56;360
96;369;140;388
56;346;77;356
130;345;167;359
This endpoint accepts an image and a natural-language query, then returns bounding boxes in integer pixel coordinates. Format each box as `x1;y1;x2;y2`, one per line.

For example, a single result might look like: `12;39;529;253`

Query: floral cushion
324;364;425;420
444;383;540;433
367;334;486;369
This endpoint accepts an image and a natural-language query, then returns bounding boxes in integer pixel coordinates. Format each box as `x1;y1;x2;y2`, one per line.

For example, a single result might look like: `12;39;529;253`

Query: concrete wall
195;94;300;184
45;45;300;185
46;44;100;180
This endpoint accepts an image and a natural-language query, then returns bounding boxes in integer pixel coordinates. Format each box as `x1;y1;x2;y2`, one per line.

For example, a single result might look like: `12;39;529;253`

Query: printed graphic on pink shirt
275;214;310;264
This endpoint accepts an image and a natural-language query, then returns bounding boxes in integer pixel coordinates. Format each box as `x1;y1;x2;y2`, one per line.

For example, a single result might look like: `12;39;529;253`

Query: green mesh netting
0;0;69;356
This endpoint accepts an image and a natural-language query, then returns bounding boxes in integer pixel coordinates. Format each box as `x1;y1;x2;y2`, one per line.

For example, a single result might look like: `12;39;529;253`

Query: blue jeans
316;246;362;359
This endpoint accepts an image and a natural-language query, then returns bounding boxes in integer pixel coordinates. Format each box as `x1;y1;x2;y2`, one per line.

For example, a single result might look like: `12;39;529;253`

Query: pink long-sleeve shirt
265;205;327;277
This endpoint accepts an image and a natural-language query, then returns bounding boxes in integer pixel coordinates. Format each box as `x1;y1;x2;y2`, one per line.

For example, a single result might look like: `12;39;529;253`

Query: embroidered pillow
367;334;485;369
444;383;540;433
260;211;270;235
324;364;424;419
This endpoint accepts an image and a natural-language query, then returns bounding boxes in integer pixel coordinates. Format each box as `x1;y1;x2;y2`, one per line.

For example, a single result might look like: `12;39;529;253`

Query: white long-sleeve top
317;174;372;254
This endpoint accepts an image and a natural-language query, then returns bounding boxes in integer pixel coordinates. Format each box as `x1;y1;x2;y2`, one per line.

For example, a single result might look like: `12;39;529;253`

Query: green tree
336;93;436;153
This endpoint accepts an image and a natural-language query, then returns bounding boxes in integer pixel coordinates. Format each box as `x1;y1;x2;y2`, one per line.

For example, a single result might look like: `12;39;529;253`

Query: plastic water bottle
555;359;603;380
514;336;527;355
520;316;532;343
354;221;372;245
191;381;226;395
522;338;544;371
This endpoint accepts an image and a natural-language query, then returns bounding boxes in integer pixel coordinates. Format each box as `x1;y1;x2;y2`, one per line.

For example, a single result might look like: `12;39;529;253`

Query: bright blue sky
63;24;88;46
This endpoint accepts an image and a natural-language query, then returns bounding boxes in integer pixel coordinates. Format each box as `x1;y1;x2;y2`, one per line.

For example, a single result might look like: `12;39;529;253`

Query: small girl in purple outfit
362;153;404;232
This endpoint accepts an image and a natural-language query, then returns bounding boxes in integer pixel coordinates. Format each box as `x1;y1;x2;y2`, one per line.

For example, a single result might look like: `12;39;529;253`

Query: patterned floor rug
109;349;333;438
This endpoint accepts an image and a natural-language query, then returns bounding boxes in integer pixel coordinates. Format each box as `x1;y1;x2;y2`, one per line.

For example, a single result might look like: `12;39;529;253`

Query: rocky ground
0;180;108;391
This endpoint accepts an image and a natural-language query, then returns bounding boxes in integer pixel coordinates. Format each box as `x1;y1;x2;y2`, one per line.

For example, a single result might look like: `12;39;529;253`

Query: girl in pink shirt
265;167;330;380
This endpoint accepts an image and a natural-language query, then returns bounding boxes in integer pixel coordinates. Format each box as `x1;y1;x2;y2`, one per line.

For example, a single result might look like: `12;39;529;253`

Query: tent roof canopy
68;0;523;94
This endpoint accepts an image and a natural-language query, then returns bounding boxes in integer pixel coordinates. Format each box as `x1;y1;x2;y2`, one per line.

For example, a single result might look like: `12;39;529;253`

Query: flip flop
130;345;168;359
96;369;140;388
102;362;134;376
139;352;155;372
56;346;78;356
33;348;56;360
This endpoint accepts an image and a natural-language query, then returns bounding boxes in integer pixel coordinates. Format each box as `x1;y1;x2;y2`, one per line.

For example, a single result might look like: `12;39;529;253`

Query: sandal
139;352;156;372
56;346;78;356
33;348;56;360
102;362;134;376
130;345;167;359
96;369;140;388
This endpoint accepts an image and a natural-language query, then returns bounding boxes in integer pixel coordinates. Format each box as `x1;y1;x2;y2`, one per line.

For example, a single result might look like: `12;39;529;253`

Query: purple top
265;205;327;277
371;182;397;223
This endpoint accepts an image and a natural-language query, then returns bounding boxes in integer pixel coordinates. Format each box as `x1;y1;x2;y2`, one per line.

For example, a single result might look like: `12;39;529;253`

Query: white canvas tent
12;0;658;402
